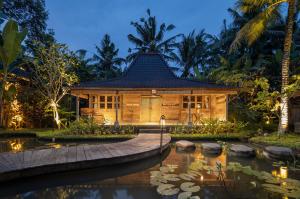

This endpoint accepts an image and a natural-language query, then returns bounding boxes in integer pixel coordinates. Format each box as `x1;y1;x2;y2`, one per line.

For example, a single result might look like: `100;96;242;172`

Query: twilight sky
45;0;236;58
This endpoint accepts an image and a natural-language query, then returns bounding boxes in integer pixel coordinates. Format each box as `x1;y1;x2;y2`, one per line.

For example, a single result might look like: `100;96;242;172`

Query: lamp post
160;115;166;154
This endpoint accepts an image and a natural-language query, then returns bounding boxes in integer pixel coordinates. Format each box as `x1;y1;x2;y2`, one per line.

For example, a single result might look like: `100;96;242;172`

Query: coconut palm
93;34;125;80
172;30;211;78
127;9;181;61
230;0;298;133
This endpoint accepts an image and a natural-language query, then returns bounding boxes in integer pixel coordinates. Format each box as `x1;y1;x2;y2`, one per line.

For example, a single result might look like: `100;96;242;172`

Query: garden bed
170;133;250;141
0;129;136;141
249;133;300;150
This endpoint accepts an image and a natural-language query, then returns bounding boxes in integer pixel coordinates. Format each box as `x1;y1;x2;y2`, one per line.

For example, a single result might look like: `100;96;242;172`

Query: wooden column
225;95;229;121
114;92;119;127
76;96;80;121
188;92;193;127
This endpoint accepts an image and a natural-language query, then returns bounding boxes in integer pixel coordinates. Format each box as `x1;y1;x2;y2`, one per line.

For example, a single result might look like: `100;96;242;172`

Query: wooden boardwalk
0;133;171;182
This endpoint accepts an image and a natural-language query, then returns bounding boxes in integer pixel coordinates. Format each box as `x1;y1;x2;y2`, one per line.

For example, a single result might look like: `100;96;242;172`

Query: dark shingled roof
74;53;233;89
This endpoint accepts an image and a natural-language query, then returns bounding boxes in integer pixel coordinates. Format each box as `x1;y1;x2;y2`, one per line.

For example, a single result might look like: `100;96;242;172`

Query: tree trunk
0;68;8;127
52;102;61;130
279;0;297;133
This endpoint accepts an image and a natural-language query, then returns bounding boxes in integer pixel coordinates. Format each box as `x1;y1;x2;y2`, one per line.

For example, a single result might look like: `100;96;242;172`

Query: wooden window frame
182;95;210;110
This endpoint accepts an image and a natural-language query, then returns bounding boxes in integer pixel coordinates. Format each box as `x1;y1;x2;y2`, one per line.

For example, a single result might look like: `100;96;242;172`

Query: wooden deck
0;133;171;182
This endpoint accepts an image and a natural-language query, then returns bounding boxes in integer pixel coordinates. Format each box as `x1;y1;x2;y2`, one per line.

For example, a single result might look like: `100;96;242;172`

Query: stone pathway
201;143;222;154
175;140;195;152
0;133;171;182
264;146;293;160
230;144;255;157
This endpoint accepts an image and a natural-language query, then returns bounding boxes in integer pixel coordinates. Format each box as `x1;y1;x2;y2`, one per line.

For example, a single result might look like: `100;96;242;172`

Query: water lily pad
178;192;192;199
179;173;195;181
160;166;171;173
163;174;180;182
180;182;200;193
150;177;168;186
157;184;179;196
250;181;256;187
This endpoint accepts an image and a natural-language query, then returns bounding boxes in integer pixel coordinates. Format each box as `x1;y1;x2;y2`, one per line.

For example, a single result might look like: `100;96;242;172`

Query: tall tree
33;43;78;129
0;20;27;127
93;34;124;80
172;30;212;78
2;0;55;52
74;49;95;82
230;0;298;133
127;9;181;61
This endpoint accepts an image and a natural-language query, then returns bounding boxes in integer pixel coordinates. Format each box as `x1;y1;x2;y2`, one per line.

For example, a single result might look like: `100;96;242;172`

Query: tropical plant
0;19;27;127
127;9;181;61
32;43;78;129
73;49;95;82
93;34;124;79
171;30;212;78
2;0;55;52
230;0;298;133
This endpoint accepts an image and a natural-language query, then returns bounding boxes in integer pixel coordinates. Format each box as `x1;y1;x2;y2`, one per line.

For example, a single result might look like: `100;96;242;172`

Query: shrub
67;117;136;135
170;119;247;135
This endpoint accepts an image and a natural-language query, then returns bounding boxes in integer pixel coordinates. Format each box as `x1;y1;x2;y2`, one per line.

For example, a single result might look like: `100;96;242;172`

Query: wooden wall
80;93;228;125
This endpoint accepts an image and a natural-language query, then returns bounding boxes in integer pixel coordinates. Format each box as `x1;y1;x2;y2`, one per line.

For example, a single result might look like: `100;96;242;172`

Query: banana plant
0;19;27;127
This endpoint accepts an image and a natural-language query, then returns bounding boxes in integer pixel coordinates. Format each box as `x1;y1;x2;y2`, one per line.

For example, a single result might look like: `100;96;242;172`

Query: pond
0;138;299;199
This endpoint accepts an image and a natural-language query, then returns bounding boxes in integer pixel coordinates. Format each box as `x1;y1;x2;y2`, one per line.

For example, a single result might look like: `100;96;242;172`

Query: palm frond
230;4;279;52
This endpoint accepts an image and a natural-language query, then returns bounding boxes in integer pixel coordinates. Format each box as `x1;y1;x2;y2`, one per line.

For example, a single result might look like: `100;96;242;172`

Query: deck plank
0;133;171;182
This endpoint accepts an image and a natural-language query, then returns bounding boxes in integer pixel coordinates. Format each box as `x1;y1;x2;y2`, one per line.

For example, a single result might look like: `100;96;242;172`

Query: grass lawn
170;133;250;141
0;128;136;141
250;133;300;149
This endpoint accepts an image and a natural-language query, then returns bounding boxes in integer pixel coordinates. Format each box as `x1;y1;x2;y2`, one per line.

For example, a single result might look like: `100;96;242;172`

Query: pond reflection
0;142;299;199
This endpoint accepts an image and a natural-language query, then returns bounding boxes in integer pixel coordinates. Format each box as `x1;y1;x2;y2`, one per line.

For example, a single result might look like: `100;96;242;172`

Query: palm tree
127;9;181;61
171;30;211;78
230;0;298;133
74;49;95;82
93;34;125;80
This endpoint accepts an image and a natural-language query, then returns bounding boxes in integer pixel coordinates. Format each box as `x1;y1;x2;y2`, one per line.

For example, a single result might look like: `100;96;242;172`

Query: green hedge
66;117;137;135
169;119;247;135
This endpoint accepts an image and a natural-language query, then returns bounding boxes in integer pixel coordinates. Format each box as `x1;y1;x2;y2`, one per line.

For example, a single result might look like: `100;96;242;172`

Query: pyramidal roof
75;53;232;89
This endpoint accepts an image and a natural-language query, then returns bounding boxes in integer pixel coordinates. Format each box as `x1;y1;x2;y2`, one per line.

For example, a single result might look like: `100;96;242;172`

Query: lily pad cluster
150;164;201;199
227;162;300;199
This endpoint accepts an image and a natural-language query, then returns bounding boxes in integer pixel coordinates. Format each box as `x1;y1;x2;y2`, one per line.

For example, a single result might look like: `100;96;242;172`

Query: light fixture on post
160;115;166;154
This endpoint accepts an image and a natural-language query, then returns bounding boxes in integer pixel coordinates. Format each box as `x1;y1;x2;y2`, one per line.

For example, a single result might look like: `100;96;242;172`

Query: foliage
170;119;247;135
127;9;181;61
93;34;125;79
32;42;78;129
171;30;213;78
250;133;300;149
67;117;136;135
0;19;27;127
2;0;55;52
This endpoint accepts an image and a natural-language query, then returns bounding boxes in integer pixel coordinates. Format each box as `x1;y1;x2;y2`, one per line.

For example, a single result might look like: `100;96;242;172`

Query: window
182;96;195;109
203;96;210;109
107;96;113;109
92;96;98;108
99;96;105;109
183;96;189;108
96;95;120;109
182;95;210;109
196;96;202;109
